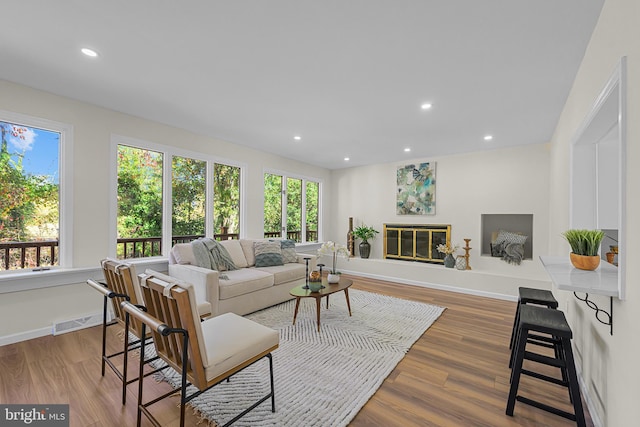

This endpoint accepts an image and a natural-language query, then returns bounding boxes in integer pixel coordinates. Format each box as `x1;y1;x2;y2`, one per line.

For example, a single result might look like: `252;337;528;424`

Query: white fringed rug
155;289;445;427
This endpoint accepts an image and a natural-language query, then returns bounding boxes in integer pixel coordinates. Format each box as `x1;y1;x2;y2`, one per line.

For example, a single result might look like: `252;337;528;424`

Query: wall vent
52;311;111;336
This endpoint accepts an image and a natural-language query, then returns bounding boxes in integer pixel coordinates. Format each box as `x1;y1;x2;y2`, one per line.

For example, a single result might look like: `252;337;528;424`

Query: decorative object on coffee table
303;257;311;289
318;241;349;280
353;224;379;259
347;217;355;257
436;242;459;268
463;238;472;270
308;281;323;292
309;269;321;282
562;229;605;271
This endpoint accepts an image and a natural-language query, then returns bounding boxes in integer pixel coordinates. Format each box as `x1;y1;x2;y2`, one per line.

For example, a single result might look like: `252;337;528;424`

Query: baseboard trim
341;268;518;302
0;327;51;347
576;360;604;427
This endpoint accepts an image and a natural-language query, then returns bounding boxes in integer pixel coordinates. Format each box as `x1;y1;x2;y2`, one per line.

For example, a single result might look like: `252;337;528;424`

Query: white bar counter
539;256;619;298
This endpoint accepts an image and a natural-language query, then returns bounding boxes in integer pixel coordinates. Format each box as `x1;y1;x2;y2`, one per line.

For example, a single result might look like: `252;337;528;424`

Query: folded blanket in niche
501;242;525;265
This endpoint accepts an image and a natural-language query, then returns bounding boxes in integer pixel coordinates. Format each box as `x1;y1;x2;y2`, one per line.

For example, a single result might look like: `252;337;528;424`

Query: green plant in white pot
353;224;379;259
562;229;605;270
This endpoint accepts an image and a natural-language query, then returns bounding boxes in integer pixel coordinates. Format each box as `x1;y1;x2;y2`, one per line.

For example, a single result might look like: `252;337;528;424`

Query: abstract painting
397;162;436;215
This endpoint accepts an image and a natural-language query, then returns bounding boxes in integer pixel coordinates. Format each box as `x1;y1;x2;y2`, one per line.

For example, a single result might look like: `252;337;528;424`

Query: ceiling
0;1;603;170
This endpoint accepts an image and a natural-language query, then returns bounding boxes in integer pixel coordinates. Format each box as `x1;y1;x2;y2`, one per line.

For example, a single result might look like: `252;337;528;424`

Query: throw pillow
254;240;284;267
281;239;297;263
495;230;528;246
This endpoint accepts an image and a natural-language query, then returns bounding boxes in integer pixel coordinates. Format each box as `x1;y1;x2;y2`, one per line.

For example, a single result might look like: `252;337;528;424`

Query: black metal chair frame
87;277;162;404
121;301;275;427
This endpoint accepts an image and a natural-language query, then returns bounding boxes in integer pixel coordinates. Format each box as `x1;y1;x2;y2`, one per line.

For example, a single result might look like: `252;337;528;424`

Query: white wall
0;80;332;339
548;0;640;425
328;143;552;298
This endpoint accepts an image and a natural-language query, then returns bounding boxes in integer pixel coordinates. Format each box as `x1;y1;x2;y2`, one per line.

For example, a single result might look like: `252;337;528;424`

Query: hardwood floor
0;275;593;426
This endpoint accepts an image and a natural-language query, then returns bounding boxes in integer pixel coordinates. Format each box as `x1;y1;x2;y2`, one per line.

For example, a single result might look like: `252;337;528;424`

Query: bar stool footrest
525;351;565;368
521;369;567;387
516;396;576;421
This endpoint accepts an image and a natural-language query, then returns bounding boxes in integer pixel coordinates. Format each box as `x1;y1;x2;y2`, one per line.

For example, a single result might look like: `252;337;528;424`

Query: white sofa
168;239;317;317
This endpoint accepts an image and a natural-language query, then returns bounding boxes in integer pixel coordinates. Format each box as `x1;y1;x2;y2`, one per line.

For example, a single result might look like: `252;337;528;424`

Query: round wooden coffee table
289;277;353;332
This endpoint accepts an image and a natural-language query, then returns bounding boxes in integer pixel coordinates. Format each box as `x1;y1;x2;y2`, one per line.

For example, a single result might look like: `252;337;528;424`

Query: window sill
0;258;169;294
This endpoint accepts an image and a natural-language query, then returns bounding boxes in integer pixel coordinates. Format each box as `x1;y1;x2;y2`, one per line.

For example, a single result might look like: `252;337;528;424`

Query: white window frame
263;168;322;243
0;110;73;275
109;134;246;260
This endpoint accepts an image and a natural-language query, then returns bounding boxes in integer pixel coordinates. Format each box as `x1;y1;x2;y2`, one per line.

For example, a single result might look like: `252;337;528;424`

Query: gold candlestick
463;238;472;270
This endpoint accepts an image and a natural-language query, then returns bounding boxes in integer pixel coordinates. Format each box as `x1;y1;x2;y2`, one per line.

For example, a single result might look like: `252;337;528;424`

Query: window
305;181;319;242
286;177;302;241
116;145;163;258
112;136;244;259
172;156;206;241
0;114;70;272
264;173;283;238
264;171;320;243
213;163;241;239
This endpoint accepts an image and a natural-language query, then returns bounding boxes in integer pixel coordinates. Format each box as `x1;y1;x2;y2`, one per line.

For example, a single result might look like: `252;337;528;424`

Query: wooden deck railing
0;240;58;270
264;230;318;242
0;229;318;269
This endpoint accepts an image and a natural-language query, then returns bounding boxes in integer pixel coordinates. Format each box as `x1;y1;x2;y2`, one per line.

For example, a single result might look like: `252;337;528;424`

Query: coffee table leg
292;297;301;325
316;297;321;332
344;289;352;316
326;294;330;309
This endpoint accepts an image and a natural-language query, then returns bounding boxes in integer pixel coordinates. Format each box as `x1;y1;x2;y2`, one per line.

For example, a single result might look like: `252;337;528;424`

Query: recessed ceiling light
484;135;493;141
344;157;350;161
404;148;411;152
294;135;301;141
421;103;432;110
81;48;98;57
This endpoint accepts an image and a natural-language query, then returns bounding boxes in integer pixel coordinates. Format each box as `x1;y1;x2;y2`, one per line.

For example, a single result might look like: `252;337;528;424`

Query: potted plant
353;224;379;259
562;229;605;270
317;241;350;283
436;242;459;268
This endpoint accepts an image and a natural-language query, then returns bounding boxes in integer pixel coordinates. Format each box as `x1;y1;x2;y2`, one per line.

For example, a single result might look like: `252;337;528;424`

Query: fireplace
383;224;451;264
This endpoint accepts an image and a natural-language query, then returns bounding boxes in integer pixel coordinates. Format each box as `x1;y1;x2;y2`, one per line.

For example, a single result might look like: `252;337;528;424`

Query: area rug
154;289;445;426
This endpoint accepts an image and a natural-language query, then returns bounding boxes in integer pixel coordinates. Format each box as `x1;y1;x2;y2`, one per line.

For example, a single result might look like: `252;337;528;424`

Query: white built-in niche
481;214;534;260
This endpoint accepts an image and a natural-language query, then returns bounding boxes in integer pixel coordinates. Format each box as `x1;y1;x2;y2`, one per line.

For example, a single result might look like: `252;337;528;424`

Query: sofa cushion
219;239;248;268
254;240;284;267
201;313;279;382
171;243;196;265
240;239;260;266
218;269;274;300
254;263;306;285
281;239;297;263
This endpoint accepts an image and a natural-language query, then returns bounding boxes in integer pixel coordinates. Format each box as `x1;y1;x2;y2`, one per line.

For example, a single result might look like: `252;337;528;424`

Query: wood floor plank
0;274;593;426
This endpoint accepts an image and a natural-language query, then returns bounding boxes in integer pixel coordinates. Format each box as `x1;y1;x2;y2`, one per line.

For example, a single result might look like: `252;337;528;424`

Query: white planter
327;273;340;283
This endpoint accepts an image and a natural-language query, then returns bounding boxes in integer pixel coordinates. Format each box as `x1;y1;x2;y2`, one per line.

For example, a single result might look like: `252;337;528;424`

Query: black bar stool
509;287;558;351
507;304;586;427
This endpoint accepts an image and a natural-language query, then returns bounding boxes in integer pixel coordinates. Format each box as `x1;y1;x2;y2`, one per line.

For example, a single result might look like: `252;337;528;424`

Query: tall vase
347;217;355;257
444;254;455;268
359;241;371;259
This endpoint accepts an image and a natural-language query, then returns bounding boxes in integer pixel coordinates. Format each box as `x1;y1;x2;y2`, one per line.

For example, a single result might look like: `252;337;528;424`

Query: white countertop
539;256;619;297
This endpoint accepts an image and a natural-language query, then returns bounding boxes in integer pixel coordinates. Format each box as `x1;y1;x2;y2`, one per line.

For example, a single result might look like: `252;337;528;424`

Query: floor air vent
52;312;109;335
